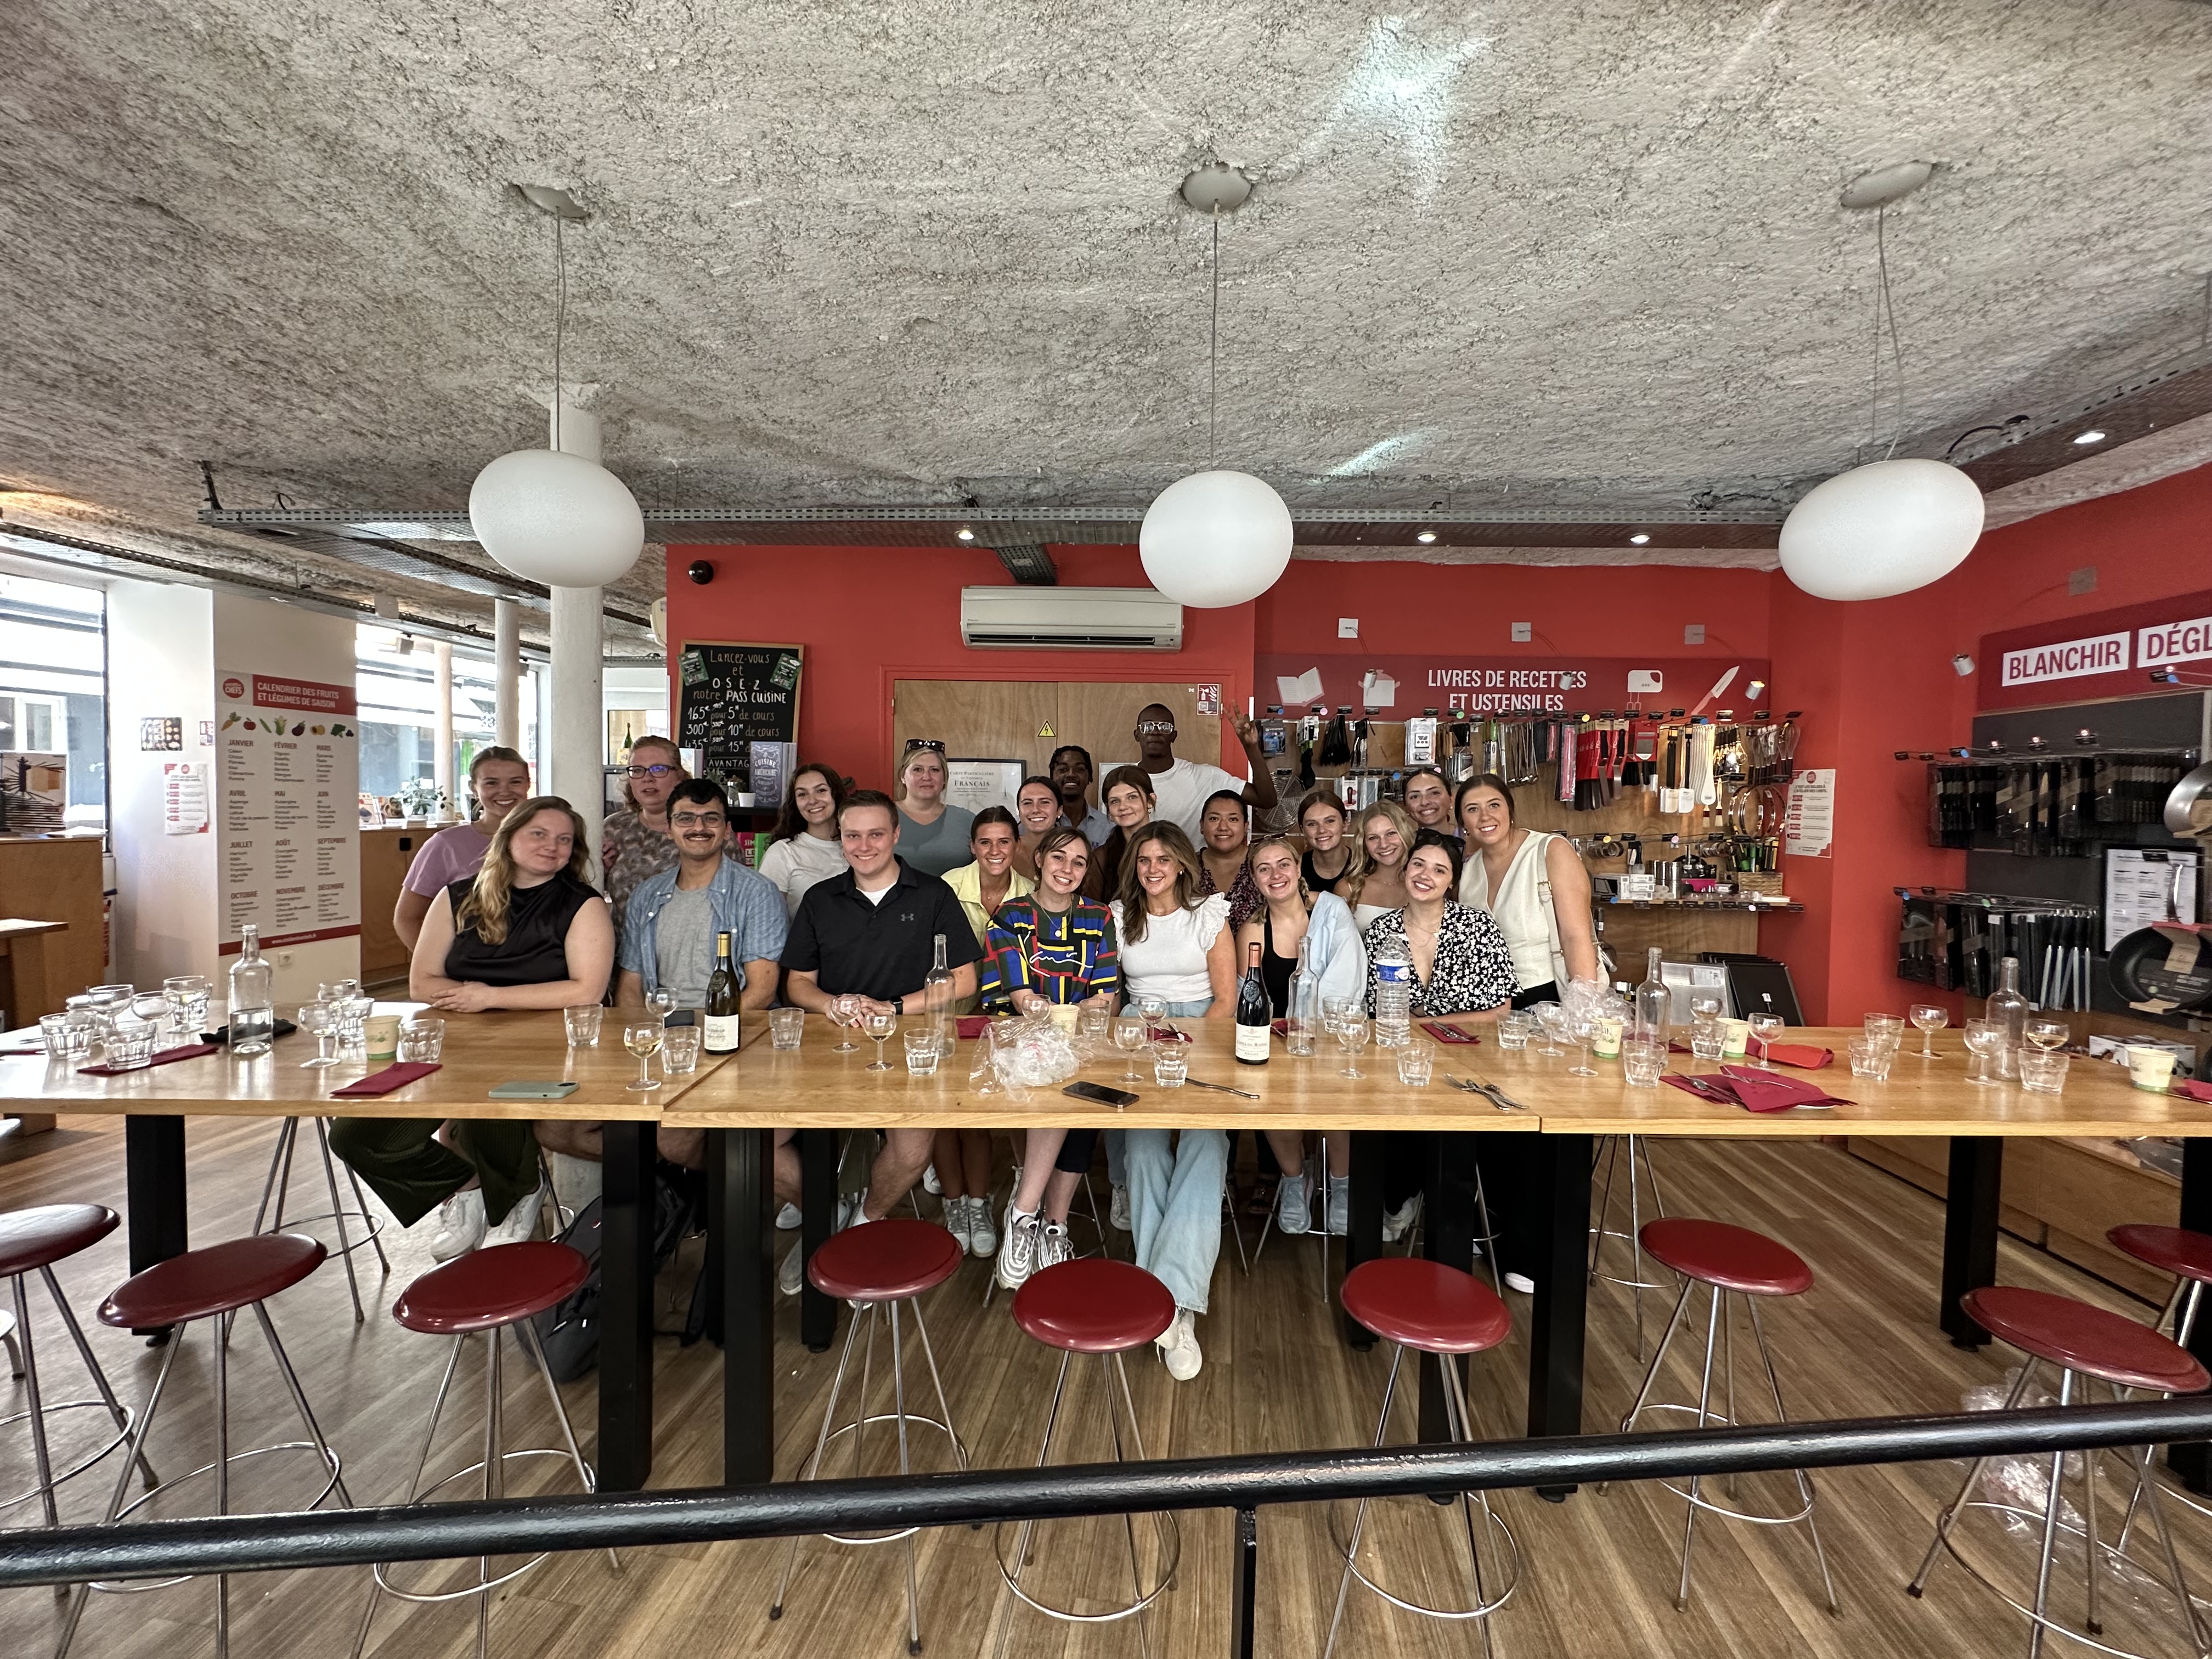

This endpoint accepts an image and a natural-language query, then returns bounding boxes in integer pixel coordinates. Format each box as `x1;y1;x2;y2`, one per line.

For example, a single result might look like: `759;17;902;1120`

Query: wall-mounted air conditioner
958;586;1183;651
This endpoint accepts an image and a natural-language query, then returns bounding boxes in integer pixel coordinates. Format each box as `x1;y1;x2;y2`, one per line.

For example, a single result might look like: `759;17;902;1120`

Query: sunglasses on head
1136;720;1176;735
904;740;946;755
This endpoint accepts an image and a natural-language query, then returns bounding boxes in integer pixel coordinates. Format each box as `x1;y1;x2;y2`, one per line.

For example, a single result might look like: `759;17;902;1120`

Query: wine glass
1909;1003;1949;1057
864;1010;898;1071
646;987;678;1024
623;1019;664;1092
1531;1002;1567;1058
1114;1014;1148;1082
1562;1009;1599;1078
1747;1013;1786;1070
1338;1015;1370;1079
297;1002;340;1068
163;975;213;1041
1137;994;1167;1043
830;994;861;1053
2024;1018;2069;1054
1962;1018;2005;1086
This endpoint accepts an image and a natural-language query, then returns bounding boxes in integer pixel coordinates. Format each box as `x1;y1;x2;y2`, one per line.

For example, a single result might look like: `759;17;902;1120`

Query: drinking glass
298;1002;340;1068
770;1008;806;1051
563;1005;604;1048
1562;1011;1598;1079
1153;1050;1188;1088
342;993;375;1055
103;1019;157;1071
646;988;679;1024
398;1018;445;1063
661;1024;703;1075
1747;1013;1786;1070
2024;1018;2068;1054
904;1029;940;1076
864;1011;898;1071
1114;1015;1148;1081
1689;1018;1727;1061
1909;1003;1949;1057
1530;1002;1566;1057
623;1019;663;1091
1847;1035;1894;1081
39;1012;95;1064
2019;1050;2069;1095
1962;1019;2005;1086
2127;1046;2178;1093
1622;1037;1667;1088
163;975;213;1040
1077;1003;1110;1043
1495;1010;1533;1051
1864;1012;1908;1054
1395;1040;1435;1087
1338;1015;1370;1080
830;995;862;1053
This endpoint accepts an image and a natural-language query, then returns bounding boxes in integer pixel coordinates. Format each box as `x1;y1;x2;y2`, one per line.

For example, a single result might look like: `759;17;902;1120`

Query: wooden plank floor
4;1115;2208;1658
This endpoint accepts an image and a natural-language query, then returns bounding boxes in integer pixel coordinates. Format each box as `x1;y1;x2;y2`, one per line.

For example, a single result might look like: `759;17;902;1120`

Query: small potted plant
394;778;445;826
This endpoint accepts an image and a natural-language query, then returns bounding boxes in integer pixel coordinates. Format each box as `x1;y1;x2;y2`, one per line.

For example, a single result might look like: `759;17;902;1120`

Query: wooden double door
890;680;1221;792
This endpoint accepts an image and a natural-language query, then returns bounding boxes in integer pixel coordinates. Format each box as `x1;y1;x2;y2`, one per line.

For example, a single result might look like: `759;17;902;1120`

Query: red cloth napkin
1;1047;43;1057
332;1062;441;1098
1146;1025;1190;1043
1421;1022;1481;1045
1661;1068;1852;1111
2172;1080;2212;1103
76;1042;221;1077
955;1016;990;1039
1762;1043;1834;1070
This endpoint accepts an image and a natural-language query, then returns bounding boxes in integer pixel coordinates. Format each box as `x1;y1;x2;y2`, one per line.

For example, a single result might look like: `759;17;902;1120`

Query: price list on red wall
216;671;362;951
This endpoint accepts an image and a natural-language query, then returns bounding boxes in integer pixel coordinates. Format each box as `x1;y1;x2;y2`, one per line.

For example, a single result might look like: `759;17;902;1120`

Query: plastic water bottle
227;924;275;1056
1373;935;1414;1048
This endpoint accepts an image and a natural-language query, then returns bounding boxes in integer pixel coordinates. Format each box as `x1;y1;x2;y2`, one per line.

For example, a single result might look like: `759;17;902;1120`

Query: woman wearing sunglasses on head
601;735;689;935
893;741;974;877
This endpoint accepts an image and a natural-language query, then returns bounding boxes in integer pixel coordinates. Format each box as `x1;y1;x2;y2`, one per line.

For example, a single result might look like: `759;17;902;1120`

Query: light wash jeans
1104;1130;1126;1188
1125;995;1224;1313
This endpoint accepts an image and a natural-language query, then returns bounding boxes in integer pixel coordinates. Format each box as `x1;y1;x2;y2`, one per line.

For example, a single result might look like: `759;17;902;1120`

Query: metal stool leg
10;1275;58;1530
1909;1359;2042;1596
476;1327;503;1659
54;1333;184;1659
1440;1357;1499;1659
313;1118;369;1324
249;1300;353;1506
1471;1165;1502;1296
514;1318;622;1571
352;1336;464;1659
890;1301;923;1656
1601;1274;1697;1493
2124;1404;2212;1655
1101;1353;1152;1659
1747;1297;1837;1614
1675;1282;1723;1611
770;1300;868;1618
1322;1345;1406;1659
42;1265;157;1489
991;1350;1073;1659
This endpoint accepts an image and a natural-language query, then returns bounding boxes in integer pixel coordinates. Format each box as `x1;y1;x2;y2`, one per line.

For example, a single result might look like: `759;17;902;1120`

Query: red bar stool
57;1232;349;1659
2108;1224;2212;1529
1324;1256;1519;1659
352;1240;611;1659
1613;1216;1838;1615
771;1218;967;1656
1909;1285;2211;1658
997;1258;1179;1648
0;1204;156;1528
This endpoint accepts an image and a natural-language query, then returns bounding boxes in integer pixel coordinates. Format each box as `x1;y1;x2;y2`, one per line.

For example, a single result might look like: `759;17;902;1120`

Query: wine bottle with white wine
704;930;742;1053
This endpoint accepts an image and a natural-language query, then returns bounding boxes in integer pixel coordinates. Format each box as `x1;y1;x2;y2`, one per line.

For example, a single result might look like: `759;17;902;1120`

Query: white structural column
432;640;456;819
493;597;521;753
546;402;607;861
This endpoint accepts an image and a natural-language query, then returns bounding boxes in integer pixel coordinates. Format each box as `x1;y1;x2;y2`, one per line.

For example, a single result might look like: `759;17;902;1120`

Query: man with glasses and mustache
1117;703;1279;844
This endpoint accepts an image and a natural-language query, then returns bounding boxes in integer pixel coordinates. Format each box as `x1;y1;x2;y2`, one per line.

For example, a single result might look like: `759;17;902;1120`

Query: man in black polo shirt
782;789;983;1227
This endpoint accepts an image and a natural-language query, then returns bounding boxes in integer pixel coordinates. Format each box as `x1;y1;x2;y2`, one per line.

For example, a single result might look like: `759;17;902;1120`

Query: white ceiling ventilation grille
958;586;1183;651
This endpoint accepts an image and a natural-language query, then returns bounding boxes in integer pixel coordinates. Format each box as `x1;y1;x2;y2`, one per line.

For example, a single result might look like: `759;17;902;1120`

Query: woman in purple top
392;747;532;951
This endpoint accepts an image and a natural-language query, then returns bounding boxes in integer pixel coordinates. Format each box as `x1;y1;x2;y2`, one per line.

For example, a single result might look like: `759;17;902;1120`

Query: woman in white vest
1454;772;1601;1293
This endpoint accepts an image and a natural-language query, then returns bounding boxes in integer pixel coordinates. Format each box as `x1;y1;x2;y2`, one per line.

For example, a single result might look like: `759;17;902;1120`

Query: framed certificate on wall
944;758;1026;818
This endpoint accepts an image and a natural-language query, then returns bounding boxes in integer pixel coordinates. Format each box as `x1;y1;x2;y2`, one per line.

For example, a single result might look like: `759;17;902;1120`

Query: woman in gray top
894;742;974;877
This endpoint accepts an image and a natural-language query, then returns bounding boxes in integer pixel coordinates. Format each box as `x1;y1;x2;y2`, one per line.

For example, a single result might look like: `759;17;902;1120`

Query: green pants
328;1116;540;1229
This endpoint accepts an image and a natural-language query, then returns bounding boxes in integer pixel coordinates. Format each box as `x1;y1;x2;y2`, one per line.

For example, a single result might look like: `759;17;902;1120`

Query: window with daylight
0;571;107;830
355;624;540;803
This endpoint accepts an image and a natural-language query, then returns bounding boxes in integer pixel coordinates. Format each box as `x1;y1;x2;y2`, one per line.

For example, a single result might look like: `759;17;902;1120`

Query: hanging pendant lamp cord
1208;204;1221;469
1874;204;1906;460
553;213;568;453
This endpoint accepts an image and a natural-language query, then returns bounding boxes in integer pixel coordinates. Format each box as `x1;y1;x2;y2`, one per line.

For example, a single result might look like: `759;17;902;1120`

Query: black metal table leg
799;1128;836;1354
125;1115;187;1339
1341;1131;1382;1350
1419;1132;1477;1446
597;1120;656;1491
2168;1139;2212;1492
714;1127;775;1486
1940;1136;2002;1349
1230;1506;1259;1659
1527;1131;1592;1500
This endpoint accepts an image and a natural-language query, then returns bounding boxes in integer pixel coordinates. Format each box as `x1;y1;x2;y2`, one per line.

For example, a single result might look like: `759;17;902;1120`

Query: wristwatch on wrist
894;995;906;1016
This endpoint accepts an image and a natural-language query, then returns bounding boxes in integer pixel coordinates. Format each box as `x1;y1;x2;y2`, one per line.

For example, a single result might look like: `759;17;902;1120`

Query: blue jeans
1125;995;1223;1313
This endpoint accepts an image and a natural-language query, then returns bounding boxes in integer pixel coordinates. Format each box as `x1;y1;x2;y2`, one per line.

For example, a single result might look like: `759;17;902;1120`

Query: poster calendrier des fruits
216;671;361;951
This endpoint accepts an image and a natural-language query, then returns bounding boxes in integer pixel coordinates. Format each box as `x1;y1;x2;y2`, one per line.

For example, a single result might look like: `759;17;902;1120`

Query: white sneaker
428;1188;485;1260
1158;1308;1203;1381
837;1191;870;1232
1276;1169;1311;1235
778;1239;806;1296
1109;1182;1132;1232
943;1195;976;1256
1037;1221;1074;1272
1382;1194;1423;1244
966;1198;998;1260
775;1203;803;1231
997;1210;1042;1291
1504;1271;1536;1295
482;1182;543;1248
1324;1175;1350;1237
922;1163;943;1196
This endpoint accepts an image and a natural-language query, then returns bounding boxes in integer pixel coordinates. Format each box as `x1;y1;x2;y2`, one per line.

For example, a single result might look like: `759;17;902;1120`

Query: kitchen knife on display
1690;666;1741;718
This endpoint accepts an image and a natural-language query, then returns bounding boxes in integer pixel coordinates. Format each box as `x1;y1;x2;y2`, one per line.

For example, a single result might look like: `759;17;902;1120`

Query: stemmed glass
1909;1003;1949;1058
864;1010;898;1071
1337;1014;1370;1079
1114;1014;1148;1082
297;1002;340;1068
1747;1013;1786;1070
646;987;678;1024
1562;1009;1599;1077
623;1019;664;1092
163;975;213;1041
1531;1002;1568;1058
830;994;862;1054
1963;1018;2005;1086
2024;1018;2069;1054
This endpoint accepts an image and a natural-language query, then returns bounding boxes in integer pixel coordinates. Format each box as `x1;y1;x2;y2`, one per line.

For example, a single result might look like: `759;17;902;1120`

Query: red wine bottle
1235;940;1270;1065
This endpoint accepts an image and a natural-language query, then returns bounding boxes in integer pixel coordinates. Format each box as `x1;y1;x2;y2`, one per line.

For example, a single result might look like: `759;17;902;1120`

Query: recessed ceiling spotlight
2073;429;2107;445
1629;533;1651;545
1415;531;1437;544
956;526;975;541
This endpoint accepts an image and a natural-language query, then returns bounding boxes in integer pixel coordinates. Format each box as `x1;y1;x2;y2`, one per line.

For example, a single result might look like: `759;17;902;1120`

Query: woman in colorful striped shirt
982;828;1125;1294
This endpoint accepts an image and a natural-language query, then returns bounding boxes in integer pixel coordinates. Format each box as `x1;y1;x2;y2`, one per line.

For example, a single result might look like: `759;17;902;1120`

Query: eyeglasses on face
625;763;679;778
669;811;727;830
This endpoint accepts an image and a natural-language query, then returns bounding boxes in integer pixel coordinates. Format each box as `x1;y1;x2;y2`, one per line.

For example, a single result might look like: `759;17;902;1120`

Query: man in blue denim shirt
616;778;787;1013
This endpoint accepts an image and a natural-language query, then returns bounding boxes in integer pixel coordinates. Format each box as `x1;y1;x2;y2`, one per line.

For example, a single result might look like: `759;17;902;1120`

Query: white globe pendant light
470;446;644;588
1139;469;1293;608
1778;457;1984;602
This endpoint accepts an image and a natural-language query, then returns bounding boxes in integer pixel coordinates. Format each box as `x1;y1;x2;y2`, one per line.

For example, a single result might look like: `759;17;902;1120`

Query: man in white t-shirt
1114;702;1279;843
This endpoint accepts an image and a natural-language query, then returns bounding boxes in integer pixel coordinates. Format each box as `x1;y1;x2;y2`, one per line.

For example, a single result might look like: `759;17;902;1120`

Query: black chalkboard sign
675;641;804;794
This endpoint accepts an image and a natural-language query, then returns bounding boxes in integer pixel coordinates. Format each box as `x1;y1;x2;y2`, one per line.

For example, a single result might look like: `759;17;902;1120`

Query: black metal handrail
4;1397;2209;1589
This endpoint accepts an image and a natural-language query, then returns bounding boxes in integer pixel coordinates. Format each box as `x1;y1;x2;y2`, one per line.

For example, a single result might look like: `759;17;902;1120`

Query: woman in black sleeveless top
332;798;614;1259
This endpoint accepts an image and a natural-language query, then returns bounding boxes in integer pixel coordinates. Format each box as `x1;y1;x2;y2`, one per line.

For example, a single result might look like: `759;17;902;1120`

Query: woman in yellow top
932;806;1032;1258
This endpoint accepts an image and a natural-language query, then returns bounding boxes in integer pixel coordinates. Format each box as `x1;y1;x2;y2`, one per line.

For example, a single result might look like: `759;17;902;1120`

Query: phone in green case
488;1081;580;1101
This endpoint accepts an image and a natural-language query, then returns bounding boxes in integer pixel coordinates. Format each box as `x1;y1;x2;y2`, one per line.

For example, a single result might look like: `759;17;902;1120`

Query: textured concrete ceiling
4;0;2211;629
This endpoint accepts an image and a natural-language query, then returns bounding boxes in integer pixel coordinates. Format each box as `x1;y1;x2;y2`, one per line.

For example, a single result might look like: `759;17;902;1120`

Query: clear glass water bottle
1635;946;1670;1042
1373;934;1413;1048
923;932;956;1048
227;924;275;1056
1284;936;1317;1055
1987;956;2028;1080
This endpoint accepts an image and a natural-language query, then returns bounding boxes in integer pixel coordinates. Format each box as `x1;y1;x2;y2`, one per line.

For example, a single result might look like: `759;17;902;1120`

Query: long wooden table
0;1009;740;1490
